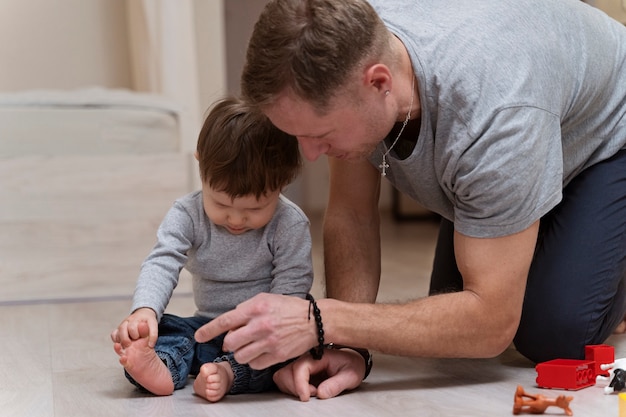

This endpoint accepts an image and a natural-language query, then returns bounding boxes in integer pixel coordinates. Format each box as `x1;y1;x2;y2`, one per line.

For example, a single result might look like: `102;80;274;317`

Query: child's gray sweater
131;191;314;321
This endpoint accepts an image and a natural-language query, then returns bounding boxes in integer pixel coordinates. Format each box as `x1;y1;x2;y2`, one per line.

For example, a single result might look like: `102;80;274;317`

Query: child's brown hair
196;96;301;199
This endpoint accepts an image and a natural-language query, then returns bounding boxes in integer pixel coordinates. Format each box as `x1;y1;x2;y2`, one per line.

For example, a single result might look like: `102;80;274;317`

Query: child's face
201;184;281;235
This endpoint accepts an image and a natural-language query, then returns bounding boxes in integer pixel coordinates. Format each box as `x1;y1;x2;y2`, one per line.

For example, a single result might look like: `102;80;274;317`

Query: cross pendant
379;157;389;177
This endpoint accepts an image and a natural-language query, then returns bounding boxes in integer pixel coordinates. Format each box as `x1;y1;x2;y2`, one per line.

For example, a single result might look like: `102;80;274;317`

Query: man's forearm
323;210;381;303
318;289;519;359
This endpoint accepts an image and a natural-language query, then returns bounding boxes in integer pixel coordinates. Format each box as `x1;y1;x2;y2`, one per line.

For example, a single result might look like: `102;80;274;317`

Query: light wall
0;0;226;113
0;0;132;91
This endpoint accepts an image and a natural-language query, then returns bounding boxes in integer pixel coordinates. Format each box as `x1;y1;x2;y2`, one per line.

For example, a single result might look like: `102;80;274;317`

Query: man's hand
273;349;366;401
110;307;159;348
195;293;318;369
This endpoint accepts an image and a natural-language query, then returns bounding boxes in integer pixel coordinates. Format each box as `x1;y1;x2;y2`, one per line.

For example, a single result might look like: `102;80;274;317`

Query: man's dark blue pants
430;149;626;363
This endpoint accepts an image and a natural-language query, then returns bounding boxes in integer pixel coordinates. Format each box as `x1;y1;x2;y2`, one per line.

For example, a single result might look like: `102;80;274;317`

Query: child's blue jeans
124;313;277;394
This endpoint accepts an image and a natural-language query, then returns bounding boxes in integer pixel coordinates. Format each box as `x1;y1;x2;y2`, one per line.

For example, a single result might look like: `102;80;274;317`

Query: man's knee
514;317;588;363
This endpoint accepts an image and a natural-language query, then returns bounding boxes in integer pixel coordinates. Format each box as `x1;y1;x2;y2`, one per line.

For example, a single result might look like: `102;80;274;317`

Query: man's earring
385;90;390;96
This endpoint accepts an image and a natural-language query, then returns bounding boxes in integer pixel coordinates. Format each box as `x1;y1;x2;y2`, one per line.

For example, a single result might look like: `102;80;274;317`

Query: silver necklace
380;75;415;177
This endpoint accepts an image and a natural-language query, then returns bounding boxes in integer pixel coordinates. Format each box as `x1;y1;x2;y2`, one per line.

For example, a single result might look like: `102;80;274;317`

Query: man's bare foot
113;322;174;396
193;362;234;402
614;318;626;334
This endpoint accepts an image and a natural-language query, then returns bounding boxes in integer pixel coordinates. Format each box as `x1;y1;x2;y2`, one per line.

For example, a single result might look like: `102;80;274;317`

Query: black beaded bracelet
306;293;325;360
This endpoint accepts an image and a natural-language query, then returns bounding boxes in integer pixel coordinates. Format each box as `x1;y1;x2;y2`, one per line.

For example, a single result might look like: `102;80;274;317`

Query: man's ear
364;63;392;95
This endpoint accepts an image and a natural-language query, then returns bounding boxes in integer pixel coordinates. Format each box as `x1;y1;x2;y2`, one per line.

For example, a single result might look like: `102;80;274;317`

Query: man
196;0;626;401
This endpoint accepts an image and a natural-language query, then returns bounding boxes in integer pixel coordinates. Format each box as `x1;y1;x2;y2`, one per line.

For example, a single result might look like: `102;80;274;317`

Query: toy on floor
619;393;626;417
512;385;573;416
536;359;596;390
585;344;615;377
596;358;626;394
535;344;614;390
609;369;626;394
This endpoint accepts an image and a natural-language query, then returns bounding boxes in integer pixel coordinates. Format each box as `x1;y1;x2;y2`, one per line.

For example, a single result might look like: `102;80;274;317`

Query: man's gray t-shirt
131;191;314;321
368;0;626;238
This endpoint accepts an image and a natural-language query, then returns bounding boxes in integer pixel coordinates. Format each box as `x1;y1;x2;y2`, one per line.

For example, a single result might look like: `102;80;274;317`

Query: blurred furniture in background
391;189;439;222
0;88;193;303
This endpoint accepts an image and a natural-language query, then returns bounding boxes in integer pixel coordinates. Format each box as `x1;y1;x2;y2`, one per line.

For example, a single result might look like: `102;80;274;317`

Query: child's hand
111;308;159;348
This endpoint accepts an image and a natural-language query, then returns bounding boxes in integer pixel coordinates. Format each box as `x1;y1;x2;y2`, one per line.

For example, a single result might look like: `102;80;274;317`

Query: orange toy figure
513;385;574;416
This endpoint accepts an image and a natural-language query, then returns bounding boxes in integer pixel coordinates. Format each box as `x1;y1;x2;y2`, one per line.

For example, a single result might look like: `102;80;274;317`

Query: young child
110;96;313;402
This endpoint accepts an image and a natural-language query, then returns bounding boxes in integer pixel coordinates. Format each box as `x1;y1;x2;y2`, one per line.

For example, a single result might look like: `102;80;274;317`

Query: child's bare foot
193;362;234;402
113;322;174;396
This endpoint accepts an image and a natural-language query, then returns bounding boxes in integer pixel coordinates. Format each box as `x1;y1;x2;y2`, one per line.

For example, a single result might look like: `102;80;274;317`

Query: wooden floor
2;209;625;417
